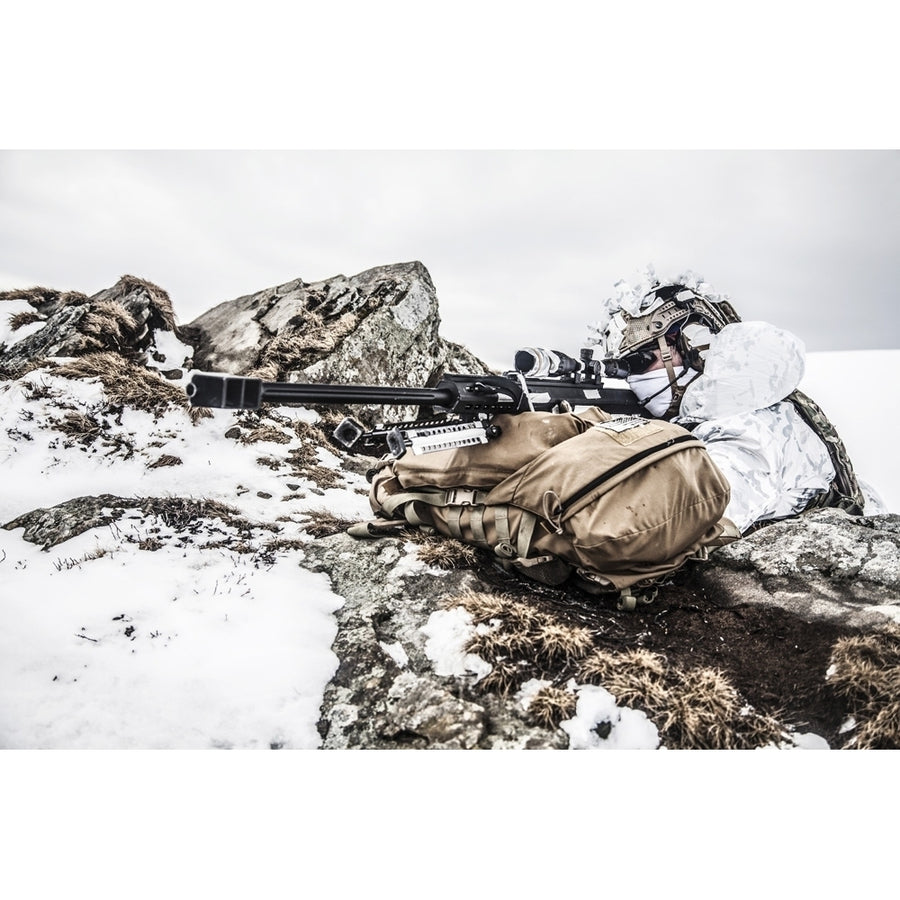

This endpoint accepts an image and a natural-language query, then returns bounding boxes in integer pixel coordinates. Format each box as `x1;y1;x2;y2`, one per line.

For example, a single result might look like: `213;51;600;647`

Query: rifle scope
515;347;590;378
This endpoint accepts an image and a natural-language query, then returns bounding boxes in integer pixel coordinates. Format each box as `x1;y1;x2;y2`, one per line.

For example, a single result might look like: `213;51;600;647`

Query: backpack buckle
445;488;481;506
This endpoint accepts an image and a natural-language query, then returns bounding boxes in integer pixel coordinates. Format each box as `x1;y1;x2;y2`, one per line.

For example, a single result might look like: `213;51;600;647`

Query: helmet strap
656;335;700;419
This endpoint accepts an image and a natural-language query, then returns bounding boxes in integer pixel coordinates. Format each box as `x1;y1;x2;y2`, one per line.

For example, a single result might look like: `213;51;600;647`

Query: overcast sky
1;150;896;367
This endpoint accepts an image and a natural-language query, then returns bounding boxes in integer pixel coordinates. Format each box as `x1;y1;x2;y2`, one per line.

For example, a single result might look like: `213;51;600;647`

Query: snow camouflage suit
644;320;863;533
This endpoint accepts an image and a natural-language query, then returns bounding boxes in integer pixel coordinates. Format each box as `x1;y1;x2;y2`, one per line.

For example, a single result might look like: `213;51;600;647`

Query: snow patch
559;684;660;750
420;607;492;681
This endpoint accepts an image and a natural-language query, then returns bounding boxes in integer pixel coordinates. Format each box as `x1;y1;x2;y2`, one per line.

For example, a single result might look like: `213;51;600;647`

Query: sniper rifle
184;347;645;459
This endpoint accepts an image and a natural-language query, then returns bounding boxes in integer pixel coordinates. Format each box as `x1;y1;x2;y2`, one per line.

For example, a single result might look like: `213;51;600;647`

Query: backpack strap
786;390;865;515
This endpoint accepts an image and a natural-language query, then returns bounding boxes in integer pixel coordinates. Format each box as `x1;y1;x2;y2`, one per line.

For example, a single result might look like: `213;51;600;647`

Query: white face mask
627;367;693;417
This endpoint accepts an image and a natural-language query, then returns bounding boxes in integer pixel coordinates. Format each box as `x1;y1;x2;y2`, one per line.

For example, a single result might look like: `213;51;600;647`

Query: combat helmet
601;281;742;418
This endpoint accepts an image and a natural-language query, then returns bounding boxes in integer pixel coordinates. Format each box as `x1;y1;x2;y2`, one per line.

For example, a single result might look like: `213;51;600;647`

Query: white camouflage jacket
669;321;834;534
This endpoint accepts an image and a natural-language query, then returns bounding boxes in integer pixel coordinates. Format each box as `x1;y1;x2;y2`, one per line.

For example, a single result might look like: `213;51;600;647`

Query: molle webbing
787;389;865;515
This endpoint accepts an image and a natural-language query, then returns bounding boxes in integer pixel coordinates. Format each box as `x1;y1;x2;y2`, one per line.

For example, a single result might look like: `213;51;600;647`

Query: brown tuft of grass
579;649;670;709
148;454;183;469
531;621;594;666
578;649;785;749
51;411;103;445
80;299;140;351
478;659;523;697
411;534;480;570
241;426;292;445
455;590;543;631
113;275;177;332
140;497;242;532
8;310;44;331
527;686;577;729
301;509;355;538
662;668;743;749
53;352;188;417
0;286;88;307
465;626;536;662
828;627;900;749
451;589;788;748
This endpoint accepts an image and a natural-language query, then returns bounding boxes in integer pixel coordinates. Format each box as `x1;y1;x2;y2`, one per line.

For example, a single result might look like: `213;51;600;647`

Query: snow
558;683;660;750
1;344;897;900
1;347;898;758
421;607;493;681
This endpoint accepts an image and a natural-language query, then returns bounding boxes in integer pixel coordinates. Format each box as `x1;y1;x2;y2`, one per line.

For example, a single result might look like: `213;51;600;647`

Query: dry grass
147;454;183;469
579;649;670;709
112;275;177;332
578;649;786;749
457;590;544;631
240;425;292;445
251;310;361;379
140;497;243;531
478;659;524;697
532;621;594;666
456;589;594;685
7;310;44;331
51;411;103;445
0;286;88;307
301;509;356;538
79;299;140;352
407;532;481;569
53;352;193;418
828;627;900;749
447;589;788;747
527;686;577;729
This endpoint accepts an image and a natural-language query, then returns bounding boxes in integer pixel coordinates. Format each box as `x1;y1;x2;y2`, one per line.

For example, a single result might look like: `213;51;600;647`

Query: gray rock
186;261;488;392
701;509;900;630
301;533;567;749
0;276;186;376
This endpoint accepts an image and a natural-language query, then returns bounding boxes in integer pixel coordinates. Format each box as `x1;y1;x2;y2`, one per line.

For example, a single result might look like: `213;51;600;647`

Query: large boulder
186;261;488;387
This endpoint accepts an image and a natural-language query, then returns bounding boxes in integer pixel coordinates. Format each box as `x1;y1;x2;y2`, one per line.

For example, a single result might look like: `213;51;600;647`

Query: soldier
593;275;869;533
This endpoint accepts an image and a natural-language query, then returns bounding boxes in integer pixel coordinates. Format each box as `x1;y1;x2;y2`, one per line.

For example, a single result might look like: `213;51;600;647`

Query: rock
3;495;248;551
701;509;900;631
186;261;488;389
301;533;567;749
3;494;137;550
0;276;190;377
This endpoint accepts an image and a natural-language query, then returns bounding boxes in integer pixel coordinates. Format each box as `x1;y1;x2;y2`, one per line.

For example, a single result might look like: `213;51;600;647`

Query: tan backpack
352;409;739;605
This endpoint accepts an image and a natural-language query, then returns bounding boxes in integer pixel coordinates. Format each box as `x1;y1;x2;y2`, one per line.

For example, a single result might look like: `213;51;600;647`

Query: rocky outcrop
697;509;900;631
298;512;900;750
301;534;568;749
0;276;190;379
186;261;487;388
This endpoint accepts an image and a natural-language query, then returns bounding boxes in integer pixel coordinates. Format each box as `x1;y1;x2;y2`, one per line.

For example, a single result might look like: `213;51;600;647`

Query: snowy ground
1;346;898;754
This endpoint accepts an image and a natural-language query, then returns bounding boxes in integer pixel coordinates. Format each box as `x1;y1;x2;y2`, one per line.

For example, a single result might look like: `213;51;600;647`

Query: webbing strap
517;510;538;558
381;488;489;520
494;506;511;544
446;505;463;539
470;506;487;544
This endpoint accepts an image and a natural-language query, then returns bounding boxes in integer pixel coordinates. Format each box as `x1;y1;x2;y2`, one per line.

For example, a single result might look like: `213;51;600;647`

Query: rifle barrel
260;381;457;407
185;372;457;410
